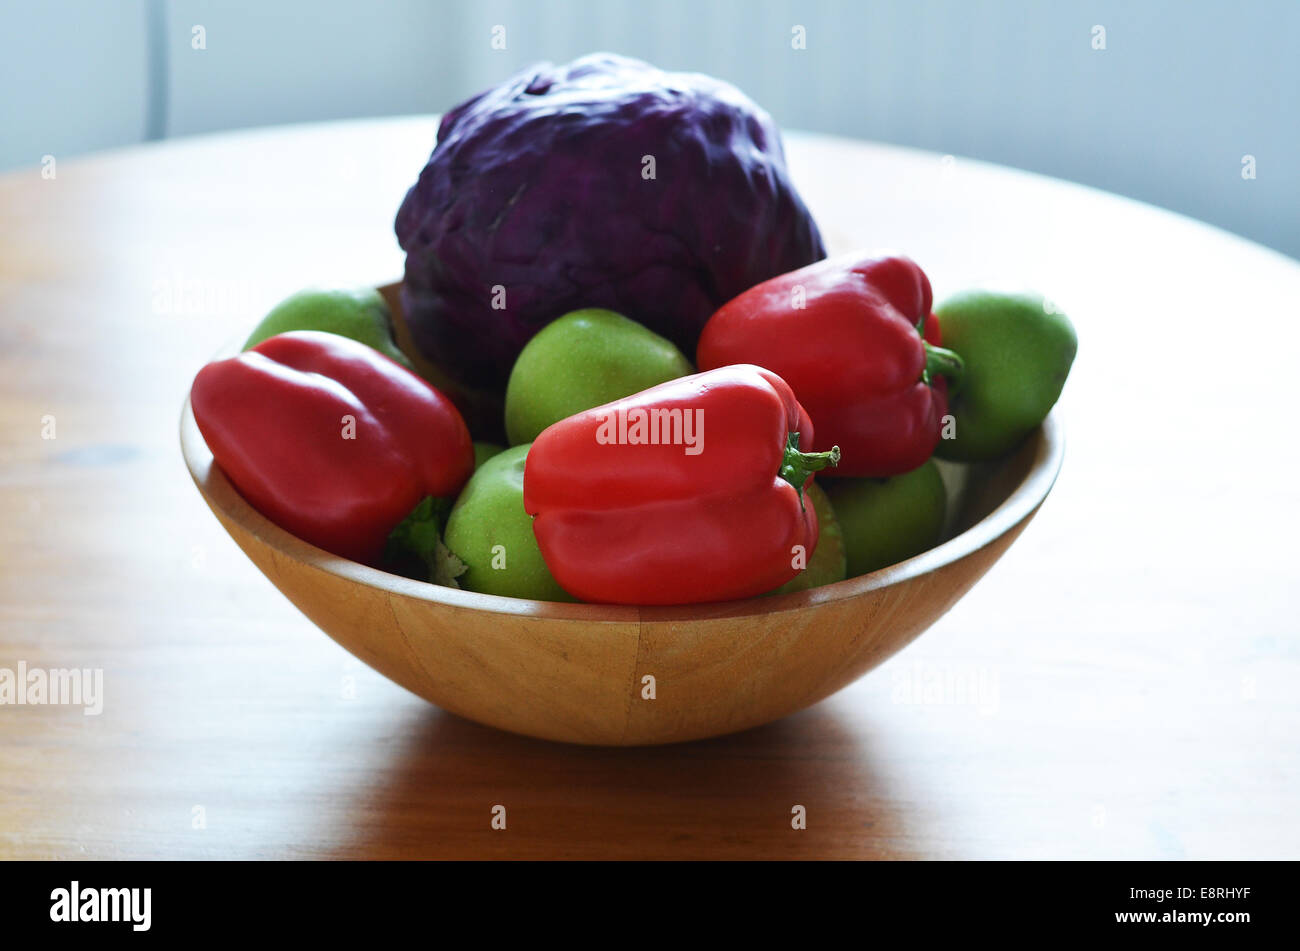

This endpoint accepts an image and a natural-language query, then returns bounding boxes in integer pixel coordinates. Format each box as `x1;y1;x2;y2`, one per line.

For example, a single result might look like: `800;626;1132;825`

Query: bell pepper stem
923;341;965;394
780;433;841;508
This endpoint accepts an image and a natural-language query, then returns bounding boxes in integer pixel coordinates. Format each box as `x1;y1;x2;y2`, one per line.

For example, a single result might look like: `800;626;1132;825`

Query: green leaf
382;496;467;587
431;540;468;588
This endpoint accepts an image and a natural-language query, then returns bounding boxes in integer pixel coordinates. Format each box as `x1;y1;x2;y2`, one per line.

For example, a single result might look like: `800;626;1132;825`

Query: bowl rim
181;376;1064;623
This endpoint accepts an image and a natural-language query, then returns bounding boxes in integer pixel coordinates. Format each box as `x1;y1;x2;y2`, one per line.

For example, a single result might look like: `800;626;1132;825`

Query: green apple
934;290;1076;461
244;288;413;370
443;444;574;601
472;442;506;471
504;308;693;445
823;460;946;577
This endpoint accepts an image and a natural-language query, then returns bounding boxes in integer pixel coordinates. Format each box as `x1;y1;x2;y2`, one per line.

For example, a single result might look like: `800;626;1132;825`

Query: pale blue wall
2;0;1296;257
0;0;151;163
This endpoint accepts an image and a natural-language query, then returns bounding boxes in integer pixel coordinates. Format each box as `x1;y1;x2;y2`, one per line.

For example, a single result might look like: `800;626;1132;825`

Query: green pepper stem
780;433;840;508
923;341;965;394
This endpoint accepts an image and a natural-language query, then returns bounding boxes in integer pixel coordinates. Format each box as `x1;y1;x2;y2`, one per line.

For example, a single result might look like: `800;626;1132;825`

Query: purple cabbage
395;52;826;389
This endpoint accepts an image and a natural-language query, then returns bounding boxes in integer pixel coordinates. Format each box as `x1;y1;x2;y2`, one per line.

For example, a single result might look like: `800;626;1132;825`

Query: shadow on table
329;700;922;859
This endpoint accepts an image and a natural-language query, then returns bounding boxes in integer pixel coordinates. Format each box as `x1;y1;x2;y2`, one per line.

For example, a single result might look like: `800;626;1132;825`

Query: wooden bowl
180;297;1064;746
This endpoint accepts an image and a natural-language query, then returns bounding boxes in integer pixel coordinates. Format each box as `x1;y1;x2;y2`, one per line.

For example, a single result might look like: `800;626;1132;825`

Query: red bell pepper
522;364;840;605
696;252;964;477
191;330;474;565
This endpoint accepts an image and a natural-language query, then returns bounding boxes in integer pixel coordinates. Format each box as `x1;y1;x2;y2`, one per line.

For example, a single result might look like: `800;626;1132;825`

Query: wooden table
1;119;1296;860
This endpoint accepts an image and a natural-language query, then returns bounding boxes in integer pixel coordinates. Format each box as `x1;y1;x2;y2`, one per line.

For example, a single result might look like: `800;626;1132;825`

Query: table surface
1;118;1296;860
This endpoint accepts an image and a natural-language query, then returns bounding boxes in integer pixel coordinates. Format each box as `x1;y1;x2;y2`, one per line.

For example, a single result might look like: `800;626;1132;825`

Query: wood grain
2;119;1298;858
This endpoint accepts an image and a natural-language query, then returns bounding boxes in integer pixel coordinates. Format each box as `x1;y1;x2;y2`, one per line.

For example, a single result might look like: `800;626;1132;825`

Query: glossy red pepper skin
523;364;836;605
191;330;473;564
697;253;956;477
